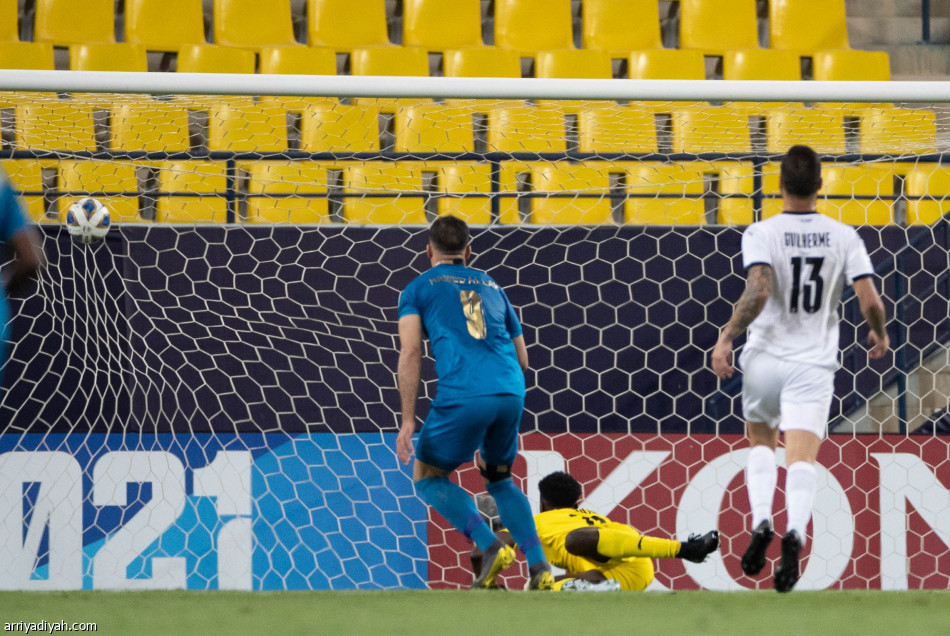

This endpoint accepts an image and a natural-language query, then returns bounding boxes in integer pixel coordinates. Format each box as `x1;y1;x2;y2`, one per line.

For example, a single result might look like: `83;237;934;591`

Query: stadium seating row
0;101;933;155
4;159;947;227
0;39;890;82
2;0;853;58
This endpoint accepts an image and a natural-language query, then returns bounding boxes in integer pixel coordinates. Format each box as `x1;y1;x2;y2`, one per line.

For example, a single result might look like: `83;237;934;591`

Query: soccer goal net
0;70;948;592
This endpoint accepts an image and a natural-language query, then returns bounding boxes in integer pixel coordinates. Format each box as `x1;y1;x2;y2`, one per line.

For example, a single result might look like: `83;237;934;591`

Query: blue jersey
0;171;30;340
398;263;525;401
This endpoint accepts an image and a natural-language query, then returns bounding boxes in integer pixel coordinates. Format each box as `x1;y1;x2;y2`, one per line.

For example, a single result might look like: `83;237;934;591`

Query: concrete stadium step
867;43;950;79
849;16;950;47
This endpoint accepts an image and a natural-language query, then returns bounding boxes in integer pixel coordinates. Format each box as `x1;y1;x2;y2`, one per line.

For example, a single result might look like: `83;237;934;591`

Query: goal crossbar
1;70;950;102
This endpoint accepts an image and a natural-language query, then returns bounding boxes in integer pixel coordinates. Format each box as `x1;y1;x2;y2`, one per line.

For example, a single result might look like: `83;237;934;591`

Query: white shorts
738;348;834;439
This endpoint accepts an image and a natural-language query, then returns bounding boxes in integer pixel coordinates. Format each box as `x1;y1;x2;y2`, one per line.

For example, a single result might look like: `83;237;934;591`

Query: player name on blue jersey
428;275;499;290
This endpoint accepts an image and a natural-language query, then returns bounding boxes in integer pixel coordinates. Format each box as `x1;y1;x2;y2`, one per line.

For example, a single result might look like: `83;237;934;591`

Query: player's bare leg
775;430;821;593
742;421;779;576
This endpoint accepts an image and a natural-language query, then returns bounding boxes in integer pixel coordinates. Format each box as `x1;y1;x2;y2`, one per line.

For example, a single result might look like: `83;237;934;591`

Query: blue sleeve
503;291;523;339
0;180;29;243
398;281;421;319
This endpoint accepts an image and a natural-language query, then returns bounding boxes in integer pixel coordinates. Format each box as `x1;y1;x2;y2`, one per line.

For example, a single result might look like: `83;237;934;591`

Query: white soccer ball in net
66;197;111;244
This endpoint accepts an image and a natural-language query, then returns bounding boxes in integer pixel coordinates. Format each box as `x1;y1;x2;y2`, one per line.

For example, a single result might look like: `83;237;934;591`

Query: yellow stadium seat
0;42;54;69
813;49;890;81
905;167;950;225
577;107;656;153
244;162;329;224
177;44;256;74
0;0;17;42
300;102;380;152
125;0;205;52
535;49;614;112
672;107;751;154
205;103;287;152
819;165;893;225
438;164;498;224
395;104;475;153
494;0;574;53
625;163;706;224
1;160;54;222
260;47;336;75
723;50;802;111
769;0;848;52
628;49;706;79
69;43;148;72
582;0;662;53
351;46;429;77
497;161;533;223
443;47;521;78
679;0;759;52
403;0;483;49
858;108;937;155
723;49;801;81
258;47;337;109
213;0;298;48
0;43;54;107
488;106;566;153
14;103;96;151
35;0;114;46
717;162;782;224
442;48;524;110
308;0;392;51
343;163;428;224
156;161;228;223
110;102;191;152
58;161;144;223
350;47;430;111
765;109;845;154
529;163;612;224
813;50;891;111
535;49;612;79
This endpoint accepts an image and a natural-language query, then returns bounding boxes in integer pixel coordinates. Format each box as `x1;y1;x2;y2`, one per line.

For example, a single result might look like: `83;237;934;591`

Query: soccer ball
66;197;111;244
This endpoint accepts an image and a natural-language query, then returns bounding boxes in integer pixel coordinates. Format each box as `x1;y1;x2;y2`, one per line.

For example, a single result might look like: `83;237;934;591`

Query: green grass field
1;590;949;636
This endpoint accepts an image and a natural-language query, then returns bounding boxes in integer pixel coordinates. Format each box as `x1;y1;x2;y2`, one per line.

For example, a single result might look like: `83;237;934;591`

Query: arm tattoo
723;265;773;341
864;302;887;339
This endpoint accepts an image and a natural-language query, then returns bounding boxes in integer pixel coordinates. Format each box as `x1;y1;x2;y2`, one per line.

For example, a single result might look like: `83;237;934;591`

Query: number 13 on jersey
789;256;825;313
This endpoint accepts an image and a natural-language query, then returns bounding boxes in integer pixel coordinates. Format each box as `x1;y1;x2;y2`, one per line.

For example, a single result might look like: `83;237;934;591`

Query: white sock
746;445;777;529
786;461;817;546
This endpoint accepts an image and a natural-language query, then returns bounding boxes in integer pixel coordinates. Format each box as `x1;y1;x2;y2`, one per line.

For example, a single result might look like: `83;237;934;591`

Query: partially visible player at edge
472;471;720;591
0;168;45;363
711;145;888;593
396;215;554;590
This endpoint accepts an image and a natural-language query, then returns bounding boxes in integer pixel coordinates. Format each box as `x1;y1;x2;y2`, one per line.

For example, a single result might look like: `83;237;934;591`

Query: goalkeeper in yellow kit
472;471;720;591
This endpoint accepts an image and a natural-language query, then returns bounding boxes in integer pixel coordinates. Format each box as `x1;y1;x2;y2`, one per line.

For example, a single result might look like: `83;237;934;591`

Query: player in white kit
711;145;889;593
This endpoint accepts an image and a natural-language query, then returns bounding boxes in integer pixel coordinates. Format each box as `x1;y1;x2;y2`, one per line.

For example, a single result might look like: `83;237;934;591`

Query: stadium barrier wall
0;226;947;590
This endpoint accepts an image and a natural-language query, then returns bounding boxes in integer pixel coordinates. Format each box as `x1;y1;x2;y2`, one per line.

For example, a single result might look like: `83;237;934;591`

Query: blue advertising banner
0;433;427;590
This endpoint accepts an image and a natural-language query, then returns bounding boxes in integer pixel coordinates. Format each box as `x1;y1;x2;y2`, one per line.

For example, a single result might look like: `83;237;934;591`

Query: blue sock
486;478;547;568
415;477;497;551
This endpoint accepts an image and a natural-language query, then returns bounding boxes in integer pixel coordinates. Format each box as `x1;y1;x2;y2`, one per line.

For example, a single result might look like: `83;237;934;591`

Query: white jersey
741;212;874;369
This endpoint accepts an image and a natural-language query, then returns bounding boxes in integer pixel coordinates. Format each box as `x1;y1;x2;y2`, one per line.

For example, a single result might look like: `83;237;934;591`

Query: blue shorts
415;394;525;472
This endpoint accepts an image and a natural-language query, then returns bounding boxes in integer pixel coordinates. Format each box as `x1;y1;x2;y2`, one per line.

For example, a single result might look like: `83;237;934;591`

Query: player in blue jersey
396;215;554;591
0;168;45;371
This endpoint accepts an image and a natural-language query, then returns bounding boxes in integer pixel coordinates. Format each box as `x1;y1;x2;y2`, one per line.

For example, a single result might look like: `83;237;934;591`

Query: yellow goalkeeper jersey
533;507;655;591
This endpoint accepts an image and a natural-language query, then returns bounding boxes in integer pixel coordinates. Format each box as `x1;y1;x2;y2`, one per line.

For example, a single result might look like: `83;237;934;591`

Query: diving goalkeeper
472;471;719;591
